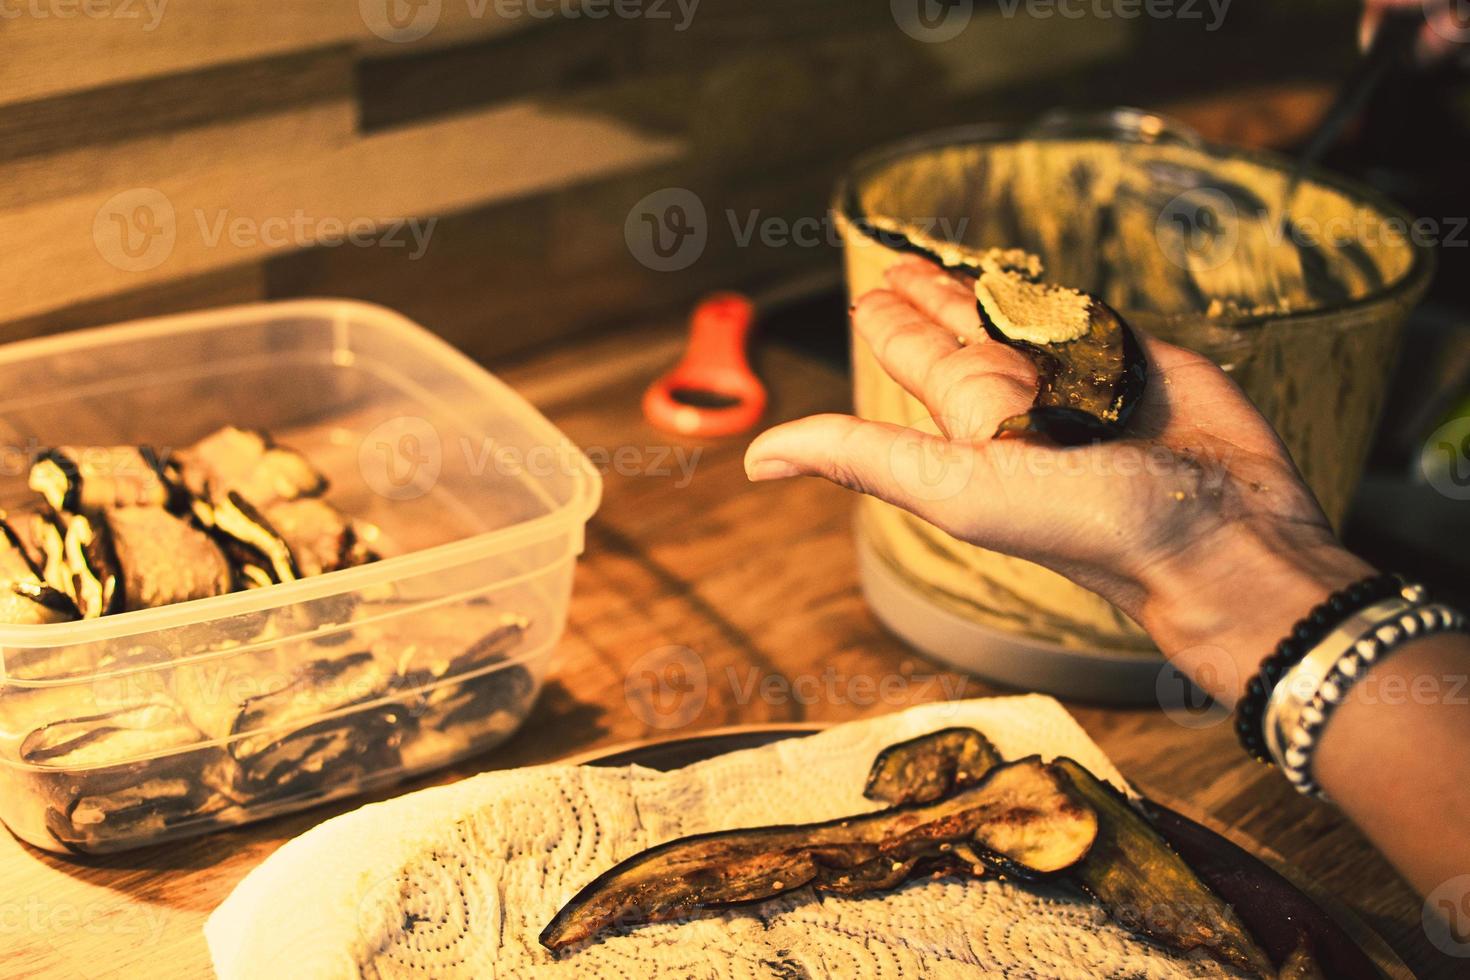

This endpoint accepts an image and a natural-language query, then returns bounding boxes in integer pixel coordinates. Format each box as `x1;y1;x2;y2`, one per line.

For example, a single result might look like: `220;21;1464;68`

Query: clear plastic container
0;300;601;853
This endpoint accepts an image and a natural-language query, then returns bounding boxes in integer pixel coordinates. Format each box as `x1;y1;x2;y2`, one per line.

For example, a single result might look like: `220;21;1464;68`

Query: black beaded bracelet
1235;572;1407;763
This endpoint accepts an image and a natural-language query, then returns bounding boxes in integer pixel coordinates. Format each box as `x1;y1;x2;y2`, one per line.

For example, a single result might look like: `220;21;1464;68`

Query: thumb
744;414;983;531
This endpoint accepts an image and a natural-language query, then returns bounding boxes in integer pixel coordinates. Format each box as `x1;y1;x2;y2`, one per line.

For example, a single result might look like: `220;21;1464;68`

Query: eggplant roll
28;446;179;515
19;696;234;852
175;649;407;800
64;508;234;617
0;513;77;625
173;426;326;508
259;498;378;578
203;491;301;587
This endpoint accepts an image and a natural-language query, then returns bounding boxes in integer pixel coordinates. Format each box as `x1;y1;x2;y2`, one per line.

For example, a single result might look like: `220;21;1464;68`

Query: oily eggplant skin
976;294;1149;446
863;727;1002;805
540;757;1097;952
1051;758;1275;979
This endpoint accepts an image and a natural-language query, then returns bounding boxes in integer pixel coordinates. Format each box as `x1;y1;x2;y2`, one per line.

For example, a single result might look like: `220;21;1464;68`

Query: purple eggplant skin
540;756;1097;953
1051;757;1276;979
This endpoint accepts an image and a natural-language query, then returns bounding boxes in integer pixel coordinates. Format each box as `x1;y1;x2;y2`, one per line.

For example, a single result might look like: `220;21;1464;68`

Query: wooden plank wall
0;1;1350;364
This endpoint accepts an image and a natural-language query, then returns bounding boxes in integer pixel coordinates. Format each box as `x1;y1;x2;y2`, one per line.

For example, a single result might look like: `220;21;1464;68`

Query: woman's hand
745;260;1372;701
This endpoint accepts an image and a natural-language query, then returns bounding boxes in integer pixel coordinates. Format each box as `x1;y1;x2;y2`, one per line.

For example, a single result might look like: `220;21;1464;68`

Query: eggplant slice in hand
863;726;1002;805
540;757;1097;951
850;214;1147;445
972;269;1148;445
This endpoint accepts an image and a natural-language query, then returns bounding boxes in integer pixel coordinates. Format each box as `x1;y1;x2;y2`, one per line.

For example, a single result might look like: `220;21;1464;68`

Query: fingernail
747;459;801;481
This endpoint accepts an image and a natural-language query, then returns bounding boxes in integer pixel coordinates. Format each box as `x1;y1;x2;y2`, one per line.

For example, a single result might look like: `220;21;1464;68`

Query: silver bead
1320;679;1344;704
1290;728;1314;750
1336;656;1362;680
1355;637;1380;662
1401;613;1421;637
1375;623;1402;646
1285;746;1309;768
1402;584;1428;603
1301;704;1325;729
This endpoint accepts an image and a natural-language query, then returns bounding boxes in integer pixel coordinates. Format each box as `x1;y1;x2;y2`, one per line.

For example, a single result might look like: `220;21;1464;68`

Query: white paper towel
207;696;1238;979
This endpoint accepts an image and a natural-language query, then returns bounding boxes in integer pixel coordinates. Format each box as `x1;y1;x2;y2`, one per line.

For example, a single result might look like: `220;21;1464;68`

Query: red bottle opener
643;292;766;437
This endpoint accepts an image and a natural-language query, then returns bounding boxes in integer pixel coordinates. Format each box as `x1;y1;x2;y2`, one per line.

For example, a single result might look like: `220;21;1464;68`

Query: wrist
1135;520;1374;705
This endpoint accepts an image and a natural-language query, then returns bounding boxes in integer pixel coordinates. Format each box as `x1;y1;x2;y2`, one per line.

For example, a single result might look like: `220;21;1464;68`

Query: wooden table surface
2;321;1454;979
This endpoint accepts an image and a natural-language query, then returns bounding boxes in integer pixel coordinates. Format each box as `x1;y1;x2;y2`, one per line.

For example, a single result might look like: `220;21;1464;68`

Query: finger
851;288;962;405
1359;4;1383;51
744;414;982;532
852;290;1036;440
884;260;989;344
884;260;1040;374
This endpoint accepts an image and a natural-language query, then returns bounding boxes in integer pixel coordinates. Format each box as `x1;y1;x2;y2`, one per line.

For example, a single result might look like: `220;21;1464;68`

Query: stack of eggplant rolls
1;427;535;853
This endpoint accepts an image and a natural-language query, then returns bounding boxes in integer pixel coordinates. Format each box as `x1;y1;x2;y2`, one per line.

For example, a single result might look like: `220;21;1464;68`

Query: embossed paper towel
207;696;1236;979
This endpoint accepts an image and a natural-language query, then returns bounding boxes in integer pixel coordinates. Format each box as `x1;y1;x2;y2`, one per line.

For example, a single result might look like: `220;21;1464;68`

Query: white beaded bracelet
1264;596;1465;800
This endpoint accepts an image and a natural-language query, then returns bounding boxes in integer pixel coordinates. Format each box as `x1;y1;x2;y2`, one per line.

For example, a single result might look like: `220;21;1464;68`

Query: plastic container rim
0;298;603;649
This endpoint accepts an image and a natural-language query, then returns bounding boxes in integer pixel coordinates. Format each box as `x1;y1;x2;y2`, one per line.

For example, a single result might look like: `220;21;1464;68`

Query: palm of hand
745;259;1332;610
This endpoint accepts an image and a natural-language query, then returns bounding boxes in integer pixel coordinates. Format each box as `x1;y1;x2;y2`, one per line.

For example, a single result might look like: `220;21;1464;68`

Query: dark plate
583;726;1392;979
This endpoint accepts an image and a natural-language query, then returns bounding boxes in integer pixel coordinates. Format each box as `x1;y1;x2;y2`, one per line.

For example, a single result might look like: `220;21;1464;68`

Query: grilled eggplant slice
1052;758;1274;978
108;508;235;610
974;271;1148;445
863;727;1002;805
849;213;1147;445
861;733;1277;976
173;426;325;508
29;446;179;514
540;757;1097;951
